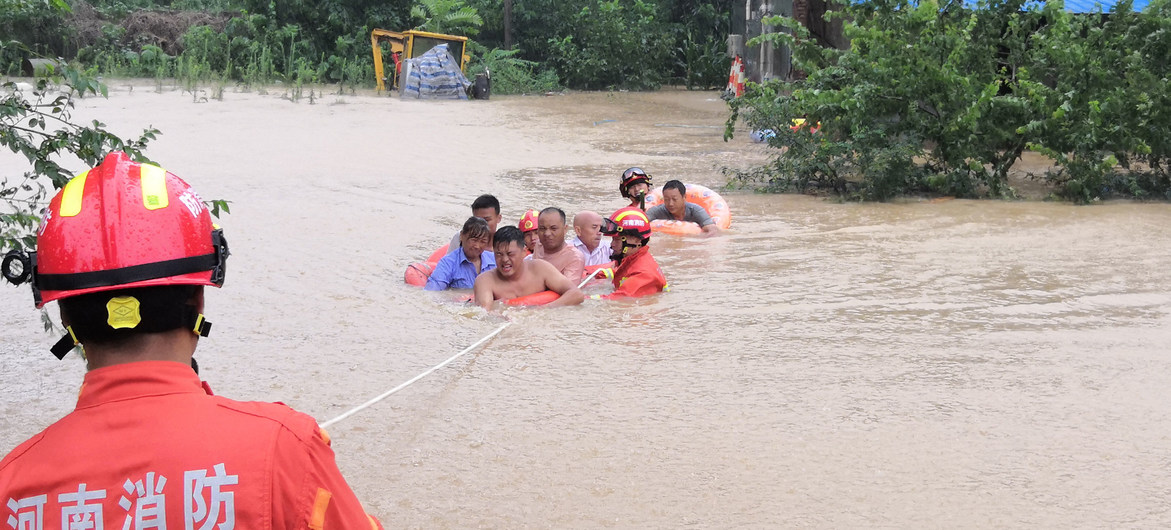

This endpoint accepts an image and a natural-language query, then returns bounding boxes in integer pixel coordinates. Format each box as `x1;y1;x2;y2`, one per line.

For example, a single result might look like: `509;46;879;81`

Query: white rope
578;267;604;288
320;322;511;429
319;270;603;429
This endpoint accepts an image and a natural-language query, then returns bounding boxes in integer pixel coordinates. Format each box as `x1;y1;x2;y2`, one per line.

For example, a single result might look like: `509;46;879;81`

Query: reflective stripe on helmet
613;209;649;226
58;170;89;217
139;164;170;210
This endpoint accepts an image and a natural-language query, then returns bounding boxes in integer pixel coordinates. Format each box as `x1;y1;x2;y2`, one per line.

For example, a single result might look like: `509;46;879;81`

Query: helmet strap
49;326;81;360
611;237;644;263
48;304;212;360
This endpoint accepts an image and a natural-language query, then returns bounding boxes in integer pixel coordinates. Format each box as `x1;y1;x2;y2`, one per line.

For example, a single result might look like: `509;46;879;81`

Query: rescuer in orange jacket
593;207;668;299
0;152;383;529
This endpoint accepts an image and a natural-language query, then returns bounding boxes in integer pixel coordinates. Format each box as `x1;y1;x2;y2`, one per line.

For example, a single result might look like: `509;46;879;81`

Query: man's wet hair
461;216;490;239
539;207;566;223
58;285;200;348
494;225;526;251
663;180;687;197
471;194;500;214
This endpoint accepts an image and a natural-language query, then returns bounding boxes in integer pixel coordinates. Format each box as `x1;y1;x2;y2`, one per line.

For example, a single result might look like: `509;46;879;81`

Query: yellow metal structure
370;29;470;92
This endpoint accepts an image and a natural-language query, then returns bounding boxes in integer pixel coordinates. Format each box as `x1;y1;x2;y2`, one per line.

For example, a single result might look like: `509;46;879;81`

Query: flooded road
2;84;1170;527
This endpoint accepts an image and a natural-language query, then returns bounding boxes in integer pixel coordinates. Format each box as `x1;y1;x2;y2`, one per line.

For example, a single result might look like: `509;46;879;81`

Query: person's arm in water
690;204;721;237
534;260;585;307
424;252;456;291
472;271;496;310
602;267;664;300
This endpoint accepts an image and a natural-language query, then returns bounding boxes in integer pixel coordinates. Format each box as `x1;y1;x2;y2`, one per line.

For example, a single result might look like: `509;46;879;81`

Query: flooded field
2;83;1170;527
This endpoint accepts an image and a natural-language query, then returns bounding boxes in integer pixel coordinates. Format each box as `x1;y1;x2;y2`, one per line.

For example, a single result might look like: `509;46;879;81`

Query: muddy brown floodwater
3;83;1171;528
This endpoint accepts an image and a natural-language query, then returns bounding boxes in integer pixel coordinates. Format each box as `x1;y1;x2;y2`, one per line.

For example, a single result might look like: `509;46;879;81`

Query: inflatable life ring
503;290;560;306
643;183;732;236
404;244;450;287
456;290;559;306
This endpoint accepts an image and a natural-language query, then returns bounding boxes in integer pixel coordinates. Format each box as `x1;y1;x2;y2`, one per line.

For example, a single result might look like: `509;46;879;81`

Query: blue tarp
1060;0;1149;11
961;0;1151;11
867;0;1152;12
401;43;470;100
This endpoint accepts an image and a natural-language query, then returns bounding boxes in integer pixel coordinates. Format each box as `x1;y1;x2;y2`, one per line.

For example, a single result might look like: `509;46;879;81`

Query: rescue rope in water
578;267;603;287
320;322;511;429
319;268;606;429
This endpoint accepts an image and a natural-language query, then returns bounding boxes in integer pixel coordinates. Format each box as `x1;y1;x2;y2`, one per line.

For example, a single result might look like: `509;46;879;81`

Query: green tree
410;0;483;36
727;0;1171;202
1;46;161;253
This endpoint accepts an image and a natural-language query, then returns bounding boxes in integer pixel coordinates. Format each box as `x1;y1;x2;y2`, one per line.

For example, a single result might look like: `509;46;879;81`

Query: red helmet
28;151;228;308
518;209;539;233
619;167;652;198
602;207;652;239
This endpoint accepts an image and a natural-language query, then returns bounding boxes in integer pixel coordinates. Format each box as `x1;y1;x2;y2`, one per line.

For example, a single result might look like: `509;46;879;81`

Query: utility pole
504;0;513;49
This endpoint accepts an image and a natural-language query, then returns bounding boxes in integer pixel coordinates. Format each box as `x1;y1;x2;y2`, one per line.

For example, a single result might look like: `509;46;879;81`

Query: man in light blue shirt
426;217;496;290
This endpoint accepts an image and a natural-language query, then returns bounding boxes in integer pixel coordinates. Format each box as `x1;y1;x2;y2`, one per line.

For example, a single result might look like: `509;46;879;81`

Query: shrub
727;0;1171;203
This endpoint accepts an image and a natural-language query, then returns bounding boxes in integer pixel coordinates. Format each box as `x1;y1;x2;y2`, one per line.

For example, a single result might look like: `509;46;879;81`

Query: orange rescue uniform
602;246;668;299
0;361;382;530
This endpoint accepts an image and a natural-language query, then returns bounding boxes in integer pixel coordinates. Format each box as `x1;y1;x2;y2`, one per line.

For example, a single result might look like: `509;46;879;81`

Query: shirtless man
473;226;585;310
533;207;584;283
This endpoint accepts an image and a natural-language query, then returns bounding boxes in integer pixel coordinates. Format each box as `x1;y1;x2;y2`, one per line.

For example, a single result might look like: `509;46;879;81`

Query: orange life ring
503;290;559;306
643;183;732;236
404;243;450;287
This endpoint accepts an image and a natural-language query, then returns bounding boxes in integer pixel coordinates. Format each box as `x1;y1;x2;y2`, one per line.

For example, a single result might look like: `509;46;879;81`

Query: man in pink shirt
533;207;584;283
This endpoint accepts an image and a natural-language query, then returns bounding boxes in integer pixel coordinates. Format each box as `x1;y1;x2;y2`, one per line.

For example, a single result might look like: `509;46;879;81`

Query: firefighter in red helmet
619;167;652;210
518;208;540;257
0;152;383;529
593;207;668;299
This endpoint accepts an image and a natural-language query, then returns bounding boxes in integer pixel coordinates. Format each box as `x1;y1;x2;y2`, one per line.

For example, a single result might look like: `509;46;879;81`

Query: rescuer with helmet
518;208;540;258
0;152;383;529
619;167;653;210
594;207;668;299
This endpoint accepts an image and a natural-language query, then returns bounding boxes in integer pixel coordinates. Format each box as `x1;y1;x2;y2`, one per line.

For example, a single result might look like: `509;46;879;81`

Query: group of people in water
424;167;721;308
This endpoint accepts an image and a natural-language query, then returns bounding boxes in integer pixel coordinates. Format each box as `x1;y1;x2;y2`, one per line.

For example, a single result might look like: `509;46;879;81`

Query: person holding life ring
533;207;584;283
473;226;584;310
425;217;495;291
593;207;669;300
619;167;653;210
447;194;503;255
646;180;721;236
518;208;540;258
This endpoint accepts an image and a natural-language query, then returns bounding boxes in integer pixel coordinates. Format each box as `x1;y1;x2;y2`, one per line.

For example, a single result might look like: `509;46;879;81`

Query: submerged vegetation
727;0;1171;203
0;0;734;94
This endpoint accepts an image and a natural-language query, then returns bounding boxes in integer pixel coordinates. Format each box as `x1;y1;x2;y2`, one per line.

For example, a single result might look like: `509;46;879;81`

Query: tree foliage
3;0;733;91
727;0;1171;202
410;0;483;36
1;46;159;252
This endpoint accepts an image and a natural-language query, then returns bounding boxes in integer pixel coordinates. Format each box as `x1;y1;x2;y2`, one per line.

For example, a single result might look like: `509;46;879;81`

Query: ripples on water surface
1;88;1170;527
